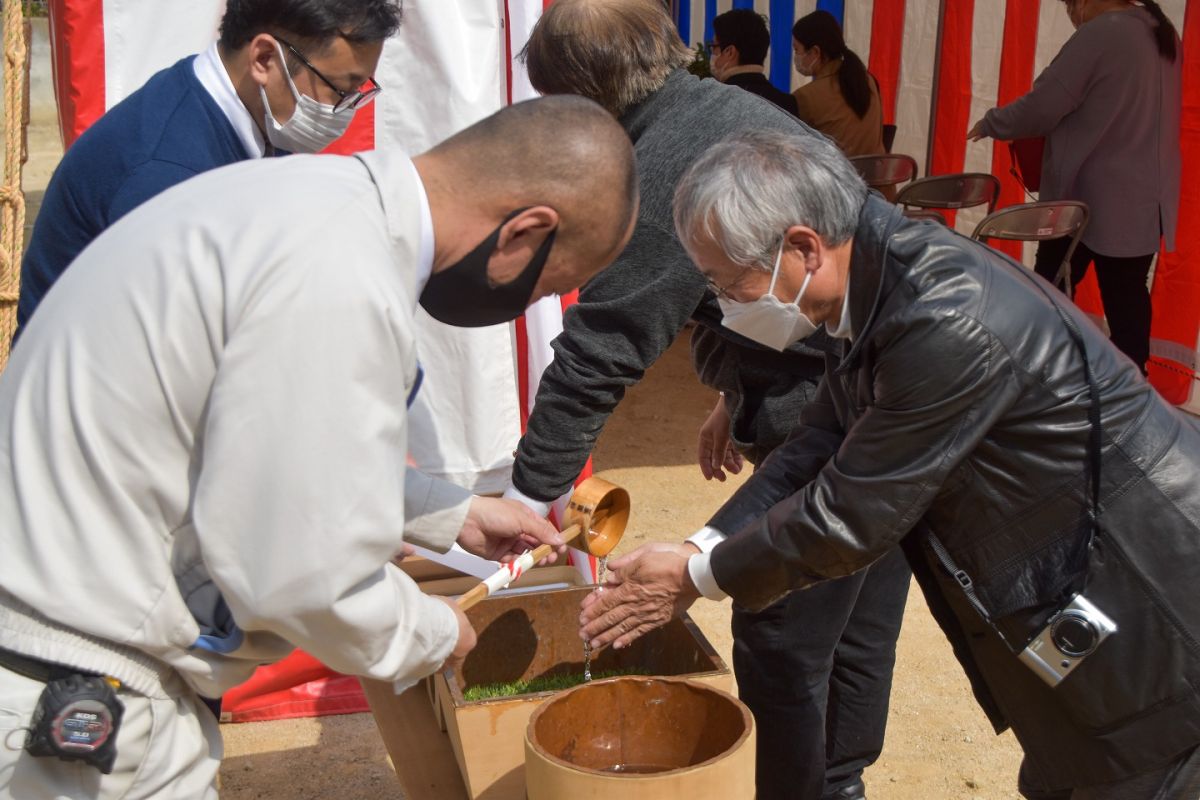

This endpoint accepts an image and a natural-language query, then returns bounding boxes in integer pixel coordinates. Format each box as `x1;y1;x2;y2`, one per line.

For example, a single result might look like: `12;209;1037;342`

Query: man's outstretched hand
579;542;702;650
456;496;566;564
697;396;744;482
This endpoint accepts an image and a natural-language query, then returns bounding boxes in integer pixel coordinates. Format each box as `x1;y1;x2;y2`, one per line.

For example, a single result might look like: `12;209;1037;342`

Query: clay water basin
524;676;755;799
437;586;731;799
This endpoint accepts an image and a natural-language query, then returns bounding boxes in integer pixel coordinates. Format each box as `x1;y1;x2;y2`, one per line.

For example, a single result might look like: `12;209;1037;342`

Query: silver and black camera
1018;594;1117;688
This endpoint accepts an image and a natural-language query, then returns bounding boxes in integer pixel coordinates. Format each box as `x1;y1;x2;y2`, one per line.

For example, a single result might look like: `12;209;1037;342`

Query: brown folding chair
849;154;918;195
971;201;1090;298
896;173;1002;215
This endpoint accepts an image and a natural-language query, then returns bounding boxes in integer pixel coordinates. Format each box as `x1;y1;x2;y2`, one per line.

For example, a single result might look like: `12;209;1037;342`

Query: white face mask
793;49;818;77
718;239;820;352
259;40;353;153
710;45;731;81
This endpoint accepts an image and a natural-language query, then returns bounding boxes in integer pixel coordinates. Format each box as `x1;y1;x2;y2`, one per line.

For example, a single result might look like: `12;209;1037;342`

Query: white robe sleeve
191;239;458;687
404;469;471;552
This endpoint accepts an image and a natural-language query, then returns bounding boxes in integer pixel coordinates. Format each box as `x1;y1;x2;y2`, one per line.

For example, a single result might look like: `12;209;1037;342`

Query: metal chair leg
1054;259;1073;300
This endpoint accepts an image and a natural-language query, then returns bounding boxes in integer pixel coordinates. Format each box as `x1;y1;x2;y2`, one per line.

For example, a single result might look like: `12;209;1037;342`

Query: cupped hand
578;542;701;651
456;496;566;564
697;396;743;482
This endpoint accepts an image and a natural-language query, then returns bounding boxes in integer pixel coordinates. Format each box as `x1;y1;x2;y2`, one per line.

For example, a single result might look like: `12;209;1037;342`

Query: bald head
522;0;693;117
417;94;638;301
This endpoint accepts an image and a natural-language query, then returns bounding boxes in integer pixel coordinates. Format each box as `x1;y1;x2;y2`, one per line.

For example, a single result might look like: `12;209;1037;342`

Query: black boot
822;779;866;800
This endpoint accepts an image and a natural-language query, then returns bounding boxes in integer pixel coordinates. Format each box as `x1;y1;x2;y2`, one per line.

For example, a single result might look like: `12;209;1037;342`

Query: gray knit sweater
513;70;835;501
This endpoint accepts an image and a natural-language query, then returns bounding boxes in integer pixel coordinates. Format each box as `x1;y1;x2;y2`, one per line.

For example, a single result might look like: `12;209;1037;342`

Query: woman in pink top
969;0;1182;375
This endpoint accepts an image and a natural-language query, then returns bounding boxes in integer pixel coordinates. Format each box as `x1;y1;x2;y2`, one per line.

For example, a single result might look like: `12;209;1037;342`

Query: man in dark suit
709;9;798;116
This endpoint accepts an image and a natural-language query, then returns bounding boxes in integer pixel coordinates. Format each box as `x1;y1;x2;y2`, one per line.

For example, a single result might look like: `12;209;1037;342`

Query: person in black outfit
513;3;907;799
710;9;799;116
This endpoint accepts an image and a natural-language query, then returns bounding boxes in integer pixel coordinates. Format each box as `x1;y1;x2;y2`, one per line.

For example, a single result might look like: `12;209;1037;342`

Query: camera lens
1051;612;1099;657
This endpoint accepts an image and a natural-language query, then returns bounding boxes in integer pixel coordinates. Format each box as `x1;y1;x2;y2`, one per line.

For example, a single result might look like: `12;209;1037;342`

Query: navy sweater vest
16;56;248;337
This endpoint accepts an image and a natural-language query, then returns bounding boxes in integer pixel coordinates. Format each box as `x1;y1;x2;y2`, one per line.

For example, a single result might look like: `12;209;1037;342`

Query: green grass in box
462;669;642;701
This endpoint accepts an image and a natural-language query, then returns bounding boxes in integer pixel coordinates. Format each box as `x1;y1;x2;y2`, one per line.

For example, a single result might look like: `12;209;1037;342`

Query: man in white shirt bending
0;95;637;799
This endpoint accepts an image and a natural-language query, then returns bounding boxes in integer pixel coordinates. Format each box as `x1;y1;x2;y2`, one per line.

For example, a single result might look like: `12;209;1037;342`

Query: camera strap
923;260;1103;653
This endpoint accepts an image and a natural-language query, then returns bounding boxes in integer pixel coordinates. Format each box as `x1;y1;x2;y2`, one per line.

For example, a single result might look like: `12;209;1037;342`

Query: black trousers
733;546;911;800
1034;238;1155;374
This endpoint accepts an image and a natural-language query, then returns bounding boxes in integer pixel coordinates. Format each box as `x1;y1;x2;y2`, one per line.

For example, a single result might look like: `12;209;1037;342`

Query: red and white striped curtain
509;0;602;586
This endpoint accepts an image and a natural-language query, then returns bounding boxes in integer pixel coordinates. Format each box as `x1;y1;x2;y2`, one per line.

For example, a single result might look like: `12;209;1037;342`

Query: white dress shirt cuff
687;552;728;601
502;485;553;518
686;525;727;554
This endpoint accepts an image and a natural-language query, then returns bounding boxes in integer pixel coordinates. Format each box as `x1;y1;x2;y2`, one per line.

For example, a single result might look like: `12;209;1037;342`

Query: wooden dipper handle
455;524;584;611
455;582;492;611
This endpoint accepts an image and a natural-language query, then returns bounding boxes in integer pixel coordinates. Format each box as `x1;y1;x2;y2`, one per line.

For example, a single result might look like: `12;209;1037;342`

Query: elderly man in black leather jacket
581;130;1200;799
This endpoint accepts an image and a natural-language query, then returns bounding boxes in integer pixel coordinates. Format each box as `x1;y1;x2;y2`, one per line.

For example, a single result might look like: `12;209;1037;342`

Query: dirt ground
22;122;1025;799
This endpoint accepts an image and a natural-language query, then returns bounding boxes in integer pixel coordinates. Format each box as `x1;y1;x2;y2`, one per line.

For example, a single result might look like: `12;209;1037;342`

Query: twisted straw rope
0;1;25;370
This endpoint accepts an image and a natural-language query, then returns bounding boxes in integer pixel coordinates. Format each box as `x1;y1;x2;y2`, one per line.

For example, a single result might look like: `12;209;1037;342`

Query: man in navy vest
16;0;401;338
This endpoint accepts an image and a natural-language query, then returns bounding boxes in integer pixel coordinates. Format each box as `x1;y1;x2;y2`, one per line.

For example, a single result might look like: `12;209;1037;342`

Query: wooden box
394;554;470;583
362;565;591;800
436;587;731;800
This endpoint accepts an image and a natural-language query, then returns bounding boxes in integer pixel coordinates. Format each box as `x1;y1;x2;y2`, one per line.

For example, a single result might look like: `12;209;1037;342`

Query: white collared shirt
193;42;266;159
686;279;855;601
825;279;854;339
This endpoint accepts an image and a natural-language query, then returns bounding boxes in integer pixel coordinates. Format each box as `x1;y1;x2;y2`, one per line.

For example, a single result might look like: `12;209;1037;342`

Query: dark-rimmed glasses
276;37;382;114
706;267;751;300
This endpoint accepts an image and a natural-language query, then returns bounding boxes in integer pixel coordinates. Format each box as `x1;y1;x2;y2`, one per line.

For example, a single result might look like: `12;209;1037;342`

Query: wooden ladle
456;476;630;610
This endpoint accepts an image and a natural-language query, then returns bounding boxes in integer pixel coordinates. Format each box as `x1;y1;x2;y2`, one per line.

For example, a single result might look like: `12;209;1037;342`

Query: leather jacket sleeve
711;306;1022;612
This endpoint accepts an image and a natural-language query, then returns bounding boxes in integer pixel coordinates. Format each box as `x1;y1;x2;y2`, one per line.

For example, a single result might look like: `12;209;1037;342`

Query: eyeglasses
706;41;724;55
706;268;750;300
276;37;382;113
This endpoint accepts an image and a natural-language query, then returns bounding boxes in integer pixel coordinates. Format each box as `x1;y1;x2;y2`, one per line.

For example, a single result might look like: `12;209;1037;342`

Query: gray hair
673;130;868;269
520;0;694;117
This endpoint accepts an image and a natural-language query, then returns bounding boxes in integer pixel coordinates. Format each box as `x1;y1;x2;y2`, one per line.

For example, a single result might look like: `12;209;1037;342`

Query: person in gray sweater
969;0;1182;375
507;3;910;799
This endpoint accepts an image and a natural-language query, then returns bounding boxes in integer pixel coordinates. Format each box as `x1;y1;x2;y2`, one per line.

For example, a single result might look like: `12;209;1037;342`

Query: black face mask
419;209;557;328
